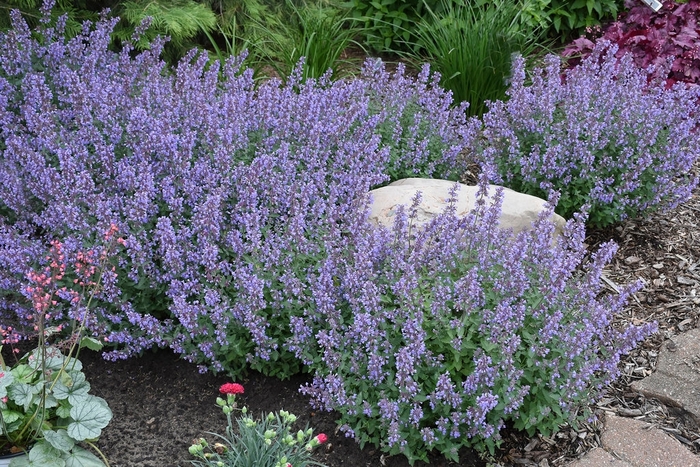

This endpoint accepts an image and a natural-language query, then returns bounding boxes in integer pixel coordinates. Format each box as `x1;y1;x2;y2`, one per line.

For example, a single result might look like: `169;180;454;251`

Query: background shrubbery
0;0;631;107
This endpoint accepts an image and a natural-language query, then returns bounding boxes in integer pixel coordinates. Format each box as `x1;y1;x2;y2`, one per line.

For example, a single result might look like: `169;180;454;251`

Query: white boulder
368;178;566;236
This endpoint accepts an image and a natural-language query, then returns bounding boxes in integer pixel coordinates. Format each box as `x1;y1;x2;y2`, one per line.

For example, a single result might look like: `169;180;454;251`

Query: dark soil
75;348;489;467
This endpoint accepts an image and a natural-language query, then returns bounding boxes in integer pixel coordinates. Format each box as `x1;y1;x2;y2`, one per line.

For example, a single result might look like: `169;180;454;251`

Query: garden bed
18;184;691;467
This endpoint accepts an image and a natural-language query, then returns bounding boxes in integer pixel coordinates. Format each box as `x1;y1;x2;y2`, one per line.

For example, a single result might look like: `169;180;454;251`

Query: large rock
368;178;566;236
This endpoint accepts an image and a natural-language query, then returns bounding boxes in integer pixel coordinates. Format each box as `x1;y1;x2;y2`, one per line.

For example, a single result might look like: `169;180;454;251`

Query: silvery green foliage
479;41;700;227
1;347;111;467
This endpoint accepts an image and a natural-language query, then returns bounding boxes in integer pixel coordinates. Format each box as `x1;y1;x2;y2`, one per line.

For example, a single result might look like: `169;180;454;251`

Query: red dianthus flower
316;433;328;444
219;383;244;395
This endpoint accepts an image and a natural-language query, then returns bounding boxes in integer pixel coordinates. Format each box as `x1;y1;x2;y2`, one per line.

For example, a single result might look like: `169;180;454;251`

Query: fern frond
120;0;217;40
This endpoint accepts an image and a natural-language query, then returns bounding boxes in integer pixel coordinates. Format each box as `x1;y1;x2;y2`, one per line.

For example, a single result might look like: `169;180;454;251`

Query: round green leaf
11;441;65;467
67;396;112;441
53;372;90;403
78;338;103;352
0;370;15;398
43;428;75;453
62;446;106;467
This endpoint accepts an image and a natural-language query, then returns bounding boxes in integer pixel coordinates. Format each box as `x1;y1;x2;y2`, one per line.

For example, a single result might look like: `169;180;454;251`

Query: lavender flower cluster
478;41;700;227
0;5;476;377
299;181;656;462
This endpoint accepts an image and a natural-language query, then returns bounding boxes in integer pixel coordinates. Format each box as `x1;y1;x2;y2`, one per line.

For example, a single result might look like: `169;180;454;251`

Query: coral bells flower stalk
0;225;116;463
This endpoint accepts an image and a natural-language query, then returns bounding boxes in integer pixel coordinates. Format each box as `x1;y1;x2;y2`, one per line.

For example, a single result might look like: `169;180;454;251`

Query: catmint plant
0;1;478;380
298;178;656;463
477;40;700;228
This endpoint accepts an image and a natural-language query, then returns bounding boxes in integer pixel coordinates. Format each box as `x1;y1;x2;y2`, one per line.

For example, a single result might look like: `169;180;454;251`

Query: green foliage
346;0;483;52
246;0;363;82
0;347;112;466
111;0;218;63
401;0;548;117
344;0;420;51
189;393;327;467
519;0;625;41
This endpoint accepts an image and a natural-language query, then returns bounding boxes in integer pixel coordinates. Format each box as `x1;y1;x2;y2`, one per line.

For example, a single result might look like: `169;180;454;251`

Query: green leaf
67;396;112;441
0;370;14;398
1;409;22;424
27;347;67;372
43;429;75;453
8;383;39;411
552;15;561;32
58;371;73;389
53;372;90;403
63;446;105;467
586;0;596;15
12;441;65;467
79;337;103;352
11;365;33;384
56;402;71;419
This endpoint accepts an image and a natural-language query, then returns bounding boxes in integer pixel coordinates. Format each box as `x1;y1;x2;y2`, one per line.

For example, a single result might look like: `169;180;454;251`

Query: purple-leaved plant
0;1;478;378
564;0;700;87
299;176;657;463
477;40;700;228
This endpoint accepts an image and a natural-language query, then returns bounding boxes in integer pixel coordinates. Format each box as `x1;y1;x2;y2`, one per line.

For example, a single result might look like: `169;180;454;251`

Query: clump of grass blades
401;0;548;117
247;0;364;82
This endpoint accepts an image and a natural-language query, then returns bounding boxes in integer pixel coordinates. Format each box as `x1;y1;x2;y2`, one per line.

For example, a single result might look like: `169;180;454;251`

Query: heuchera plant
0;226;118;466
563;0;700;87
0;2;478;380
298;179;656;463
478;41;700;228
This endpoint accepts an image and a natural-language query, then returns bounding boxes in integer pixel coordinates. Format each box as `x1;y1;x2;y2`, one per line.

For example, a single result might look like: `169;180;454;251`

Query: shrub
0;5;477;380
245;0;363;82
563;0;700;87
400;0;546;116
345;0;427;52
519;0;624;41
298;179;657;463
477;41;700;228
